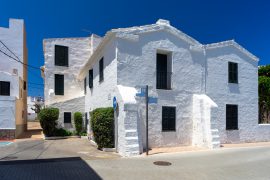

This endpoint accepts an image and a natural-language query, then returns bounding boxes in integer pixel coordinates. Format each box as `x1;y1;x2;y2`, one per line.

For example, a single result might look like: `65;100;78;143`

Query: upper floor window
55;74;64;95
0;81;10;96
89;69;93;88
55;45;68;66
226;104;238;130
156;53;172;89
99;57;104;82
228;62;238;83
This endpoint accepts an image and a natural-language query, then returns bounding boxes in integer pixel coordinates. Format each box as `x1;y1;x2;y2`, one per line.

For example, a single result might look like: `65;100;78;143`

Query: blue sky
0;0;269;97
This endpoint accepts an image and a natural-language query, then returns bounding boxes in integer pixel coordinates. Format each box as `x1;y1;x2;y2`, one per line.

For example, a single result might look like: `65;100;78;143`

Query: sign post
145;85;149;156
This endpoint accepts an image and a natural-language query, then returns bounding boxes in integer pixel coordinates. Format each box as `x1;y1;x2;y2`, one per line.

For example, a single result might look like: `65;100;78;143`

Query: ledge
44;136;80;140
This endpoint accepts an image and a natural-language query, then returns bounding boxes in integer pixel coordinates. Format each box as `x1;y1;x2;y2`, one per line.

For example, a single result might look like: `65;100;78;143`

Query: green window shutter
99;58;104;82
228;62;238;83
0;81;10;96
226;104;238;130
162;106;176;131
55;74;64;95
89;69;93;88
55;45;69;66
64;112;71;123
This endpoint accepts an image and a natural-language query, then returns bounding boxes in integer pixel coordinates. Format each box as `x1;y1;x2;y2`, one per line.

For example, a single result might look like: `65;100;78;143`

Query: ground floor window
64;112;71;123
226;104;238;130
162;106;176;131
0;81;10;96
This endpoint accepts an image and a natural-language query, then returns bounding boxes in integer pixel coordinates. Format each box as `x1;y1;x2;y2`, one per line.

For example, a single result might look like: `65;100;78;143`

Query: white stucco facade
0;19;28;139
44;19;269;156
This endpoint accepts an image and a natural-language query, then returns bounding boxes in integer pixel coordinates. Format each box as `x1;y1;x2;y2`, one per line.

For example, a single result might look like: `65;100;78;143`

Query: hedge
90;107;114;149
38;107;59;137
74;112;83;135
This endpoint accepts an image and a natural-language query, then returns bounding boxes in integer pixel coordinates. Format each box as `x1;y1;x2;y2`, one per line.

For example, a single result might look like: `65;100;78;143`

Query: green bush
55;128;72;136
38;107;59;137
90;107;114;149
74;112;83;135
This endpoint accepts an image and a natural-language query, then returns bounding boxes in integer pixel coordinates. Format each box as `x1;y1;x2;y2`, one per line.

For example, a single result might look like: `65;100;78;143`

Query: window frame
55;45;69;67
89;69;93;88
64;112;72;123
226;104;238;130
99;57;104;82
55;74;64;95
156;53;172;90
162;106;176;132
0;81;10;96
228;62;238;84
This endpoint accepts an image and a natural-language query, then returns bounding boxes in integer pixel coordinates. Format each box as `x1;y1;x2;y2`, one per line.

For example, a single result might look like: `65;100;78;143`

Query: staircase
211;123;221;149
124;129;140;156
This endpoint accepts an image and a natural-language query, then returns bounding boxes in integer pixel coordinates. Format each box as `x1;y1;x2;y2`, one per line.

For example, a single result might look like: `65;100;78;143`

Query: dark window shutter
162;106;176;131
99;58;104;82
0;81;10;96
55;45;69;66
228;62;238;83
55;74;64;95
64;112;71;123
89;69;93;88
84;78;86;94
156;54;169;89
23;81;26;90
226;105;238;130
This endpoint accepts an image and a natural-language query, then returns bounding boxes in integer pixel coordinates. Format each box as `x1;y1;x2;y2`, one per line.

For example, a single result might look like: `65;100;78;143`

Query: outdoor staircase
124;129;140;156
210;123;221;149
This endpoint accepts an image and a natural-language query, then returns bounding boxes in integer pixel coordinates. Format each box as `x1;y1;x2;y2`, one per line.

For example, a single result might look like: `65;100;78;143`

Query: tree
258;65;270;123
31;96;43;114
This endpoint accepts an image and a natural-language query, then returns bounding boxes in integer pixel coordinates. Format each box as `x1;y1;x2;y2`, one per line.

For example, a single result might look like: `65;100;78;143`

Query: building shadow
0;157;102;180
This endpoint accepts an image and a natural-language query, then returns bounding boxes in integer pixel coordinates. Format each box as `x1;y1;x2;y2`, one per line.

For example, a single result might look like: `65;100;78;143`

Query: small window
99;58;104;82
228;62;238;83
162;106;176;131
0;81;10;96
89;69;93;88
55;45;68;66
84;77;87;95
23;81;26;90
64;112;71;123
55;74;64;95
226;104;238;130
85;112;88;130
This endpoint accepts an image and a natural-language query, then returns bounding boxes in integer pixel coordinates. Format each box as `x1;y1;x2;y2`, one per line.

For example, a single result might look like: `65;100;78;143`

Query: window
162;106;176;131
156;53;172;89
85;112;88;130
226;104;238;130
55;74;64;95
0;81;10;96
64;112;71;123
99;57;104;82
23;81;26;90
89;69;93;88
55;45;68;66
228;62;238;83
84;77;87;95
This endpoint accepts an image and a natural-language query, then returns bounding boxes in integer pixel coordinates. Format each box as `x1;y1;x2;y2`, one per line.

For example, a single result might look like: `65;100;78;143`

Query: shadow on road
0;157;102;180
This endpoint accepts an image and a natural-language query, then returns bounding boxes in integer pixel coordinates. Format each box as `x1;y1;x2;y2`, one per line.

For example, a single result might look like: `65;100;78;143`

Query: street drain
153;161;172;166
1;156;18;160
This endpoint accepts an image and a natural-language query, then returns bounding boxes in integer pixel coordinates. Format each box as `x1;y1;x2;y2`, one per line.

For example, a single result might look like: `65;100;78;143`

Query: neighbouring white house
0;19;28;139
43;19;270;156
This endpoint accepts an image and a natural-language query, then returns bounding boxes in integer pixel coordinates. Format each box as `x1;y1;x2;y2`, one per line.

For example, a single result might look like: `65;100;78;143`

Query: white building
43;19;270;156
27;96;44;121
0;19;28;139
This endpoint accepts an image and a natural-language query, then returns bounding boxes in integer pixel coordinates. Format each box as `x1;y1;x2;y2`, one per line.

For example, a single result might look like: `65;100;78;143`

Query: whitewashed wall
206;46;270;143
117;30;205;148
0;96;16;129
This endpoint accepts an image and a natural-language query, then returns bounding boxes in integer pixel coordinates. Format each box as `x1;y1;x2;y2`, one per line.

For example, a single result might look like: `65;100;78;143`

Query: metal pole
146;85;149;155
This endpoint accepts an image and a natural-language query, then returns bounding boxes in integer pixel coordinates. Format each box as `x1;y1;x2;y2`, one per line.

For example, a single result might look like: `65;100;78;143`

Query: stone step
211;129;219;136
212;135;220;141
212;141;220;149
126;144;139;152
125;129;138;137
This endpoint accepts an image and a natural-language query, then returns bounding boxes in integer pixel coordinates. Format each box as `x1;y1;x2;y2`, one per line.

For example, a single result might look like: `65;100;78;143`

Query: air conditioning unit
12;68;18;76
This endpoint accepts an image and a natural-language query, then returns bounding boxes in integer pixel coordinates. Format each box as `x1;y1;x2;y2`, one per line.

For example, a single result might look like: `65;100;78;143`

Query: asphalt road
86;146;270;180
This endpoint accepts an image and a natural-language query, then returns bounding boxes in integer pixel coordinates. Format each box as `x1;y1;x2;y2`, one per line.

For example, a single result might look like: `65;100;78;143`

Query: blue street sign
148;97;158;104
113;96;117;110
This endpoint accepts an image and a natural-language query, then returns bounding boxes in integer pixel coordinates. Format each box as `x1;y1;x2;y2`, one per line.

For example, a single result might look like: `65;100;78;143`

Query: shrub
38;107;59;137
74;112;83;135
55;128;72;136
90;107;114;149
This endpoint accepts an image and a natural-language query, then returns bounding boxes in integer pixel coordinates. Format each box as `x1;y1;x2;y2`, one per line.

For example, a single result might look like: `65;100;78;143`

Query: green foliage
259;65;270;123
74;112;83;135
90;107;114;149
55;128;72;136
38;107;59;137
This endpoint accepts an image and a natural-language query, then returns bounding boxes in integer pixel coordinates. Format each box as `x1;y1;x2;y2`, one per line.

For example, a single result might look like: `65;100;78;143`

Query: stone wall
0;129;15;140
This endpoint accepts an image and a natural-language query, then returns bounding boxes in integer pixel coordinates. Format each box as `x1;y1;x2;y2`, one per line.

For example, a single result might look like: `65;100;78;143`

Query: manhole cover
153;161;172;166
1;156;18;160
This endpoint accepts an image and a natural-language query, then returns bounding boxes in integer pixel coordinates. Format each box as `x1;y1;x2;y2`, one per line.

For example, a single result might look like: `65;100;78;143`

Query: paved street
1;139;270;180
87;146;270;180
